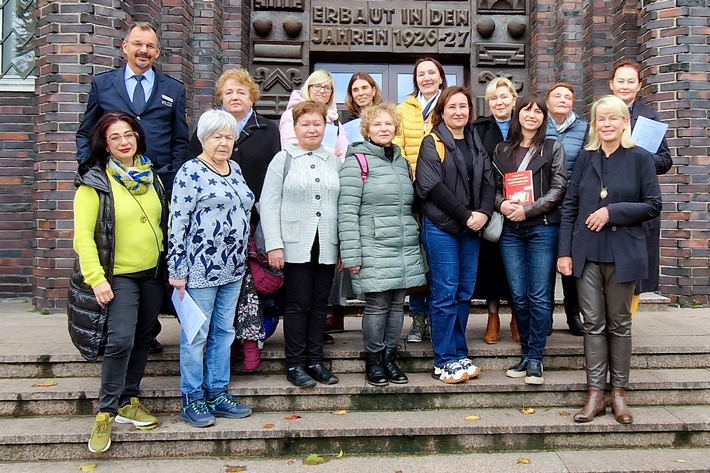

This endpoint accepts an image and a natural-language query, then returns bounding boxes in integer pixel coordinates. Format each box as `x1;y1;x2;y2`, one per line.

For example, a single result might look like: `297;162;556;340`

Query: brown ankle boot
510;316;521;343
573;388;606;423
611;388;633;424
483;313;500;344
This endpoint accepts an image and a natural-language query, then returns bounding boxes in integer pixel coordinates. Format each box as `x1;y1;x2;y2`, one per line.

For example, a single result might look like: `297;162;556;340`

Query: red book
504;170;534;205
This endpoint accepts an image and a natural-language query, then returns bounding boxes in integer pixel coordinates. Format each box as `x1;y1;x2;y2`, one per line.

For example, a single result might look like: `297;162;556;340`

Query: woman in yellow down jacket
393;57;447;344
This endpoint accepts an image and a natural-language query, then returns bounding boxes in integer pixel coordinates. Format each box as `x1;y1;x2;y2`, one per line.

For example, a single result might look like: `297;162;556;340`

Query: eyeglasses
128;41;158;51
107;131;138;144
310;84;333;93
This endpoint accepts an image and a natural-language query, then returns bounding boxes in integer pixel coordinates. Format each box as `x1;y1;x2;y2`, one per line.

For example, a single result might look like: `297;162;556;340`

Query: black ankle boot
567;313;584;336
365;350;388;386
383;347;409;384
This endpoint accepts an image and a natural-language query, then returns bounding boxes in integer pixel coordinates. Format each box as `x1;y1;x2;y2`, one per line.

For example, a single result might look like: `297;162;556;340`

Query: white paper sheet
343;119;363;144
323;123;338;150
631;115;668;154
171;289;207;344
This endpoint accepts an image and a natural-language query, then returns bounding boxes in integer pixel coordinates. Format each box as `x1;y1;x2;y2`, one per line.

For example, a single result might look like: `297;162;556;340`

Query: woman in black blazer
557;95;662;425
609;59;672;307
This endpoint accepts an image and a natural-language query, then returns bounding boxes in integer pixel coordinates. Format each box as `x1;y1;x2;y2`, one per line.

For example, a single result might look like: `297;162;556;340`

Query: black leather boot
567;313;585;336
383;347;408;384
365;350;388;386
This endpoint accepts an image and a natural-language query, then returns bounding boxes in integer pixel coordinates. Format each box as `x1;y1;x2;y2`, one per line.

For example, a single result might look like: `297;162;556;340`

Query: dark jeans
283;241;335;367
421;217;480;366
499;224;558;363
362;289;407;353
99;268;162;414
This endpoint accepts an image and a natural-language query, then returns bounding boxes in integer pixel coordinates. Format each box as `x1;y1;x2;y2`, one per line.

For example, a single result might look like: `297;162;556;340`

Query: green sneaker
115;397;157;427
88;412;113;453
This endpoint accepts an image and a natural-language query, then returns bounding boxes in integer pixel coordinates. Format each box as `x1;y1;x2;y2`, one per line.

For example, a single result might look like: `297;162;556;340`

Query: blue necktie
132;75;146;114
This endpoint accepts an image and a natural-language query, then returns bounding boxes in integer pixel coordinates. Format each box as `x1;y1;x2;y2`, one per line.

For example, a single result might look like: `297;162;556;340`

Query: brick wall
639;0;710;304
0;90;35;297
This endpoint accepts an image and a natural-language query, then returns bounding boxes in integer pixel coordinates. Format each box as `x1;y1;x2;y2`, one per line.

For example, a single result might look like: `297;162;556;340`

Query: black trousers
282;239;335;367
99;268;162;414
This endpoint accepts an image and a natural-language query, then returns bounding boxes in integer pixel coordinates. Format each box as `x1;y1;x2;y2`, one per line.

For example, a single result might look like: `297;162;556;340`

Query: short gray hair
124;22;161;48
196;109;239;145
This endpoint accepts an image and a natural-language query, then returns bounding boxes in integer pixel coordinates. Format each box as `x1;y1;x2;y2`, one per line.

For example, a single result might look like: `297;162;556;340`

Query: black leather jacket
415;122;495;235
493;139;567;228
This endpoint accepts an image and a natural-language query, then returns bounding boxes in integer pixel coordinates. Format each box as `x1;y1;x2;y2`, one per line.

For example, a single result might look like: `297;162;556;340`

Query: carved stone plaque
310;1;472;53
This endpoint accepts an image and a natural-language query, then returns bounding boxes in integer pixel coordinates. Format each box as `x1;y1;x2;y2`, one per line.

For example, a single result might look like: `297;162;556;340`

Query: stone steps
2;369;710;417
4;448;710;473
1;405;708;461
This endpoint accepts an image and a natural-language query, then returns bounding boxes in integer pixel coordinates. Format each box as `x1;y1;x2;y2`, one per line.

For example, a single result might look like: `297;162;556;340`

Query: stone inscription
254;0;304;11
311;2;471;53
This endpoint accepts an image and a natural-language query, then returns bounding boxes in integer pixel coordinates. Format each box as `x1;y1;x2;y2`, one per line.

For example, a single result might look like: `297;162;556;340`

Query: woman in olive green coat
338;103;426;387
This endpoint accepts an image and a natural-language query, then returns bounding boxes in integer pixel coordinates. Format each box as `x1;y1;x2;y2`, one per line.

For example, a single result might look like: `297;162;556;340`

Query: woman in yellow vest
394;57;447;343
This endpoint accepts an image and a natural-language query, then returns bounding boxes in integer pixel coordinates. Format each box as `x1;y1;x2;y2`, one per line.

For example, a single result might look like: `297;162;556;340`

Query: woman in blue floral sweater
168;110;254;428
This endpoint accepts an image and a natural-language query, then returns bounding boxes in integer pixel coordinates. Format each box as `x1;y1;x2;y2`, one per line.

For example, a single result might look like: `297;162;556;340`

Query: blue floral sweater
168;158;254;288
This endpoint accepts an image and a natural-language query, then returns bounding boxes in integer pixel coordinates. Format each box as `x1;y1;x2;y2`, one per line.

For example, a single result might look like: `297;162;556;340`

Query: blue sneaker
180;400;216;428
207;393;252;419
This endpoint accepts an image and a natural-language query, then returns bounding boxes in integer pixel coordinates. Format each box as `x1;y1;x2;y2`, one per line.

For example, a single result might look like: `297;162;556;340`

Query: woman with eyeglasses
69;112;168;453
279;70;348;159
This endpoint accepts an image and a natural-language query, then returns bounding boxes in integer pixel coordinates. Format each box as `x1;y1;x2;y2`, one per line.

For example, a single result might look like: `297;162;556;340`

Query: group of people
67;22;669;455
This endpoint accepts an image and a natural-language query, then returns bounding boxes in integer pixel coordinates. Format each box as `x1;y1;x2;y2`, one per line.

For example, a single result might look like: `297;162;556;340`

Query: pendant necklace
600;187;608;200
599;152;608;200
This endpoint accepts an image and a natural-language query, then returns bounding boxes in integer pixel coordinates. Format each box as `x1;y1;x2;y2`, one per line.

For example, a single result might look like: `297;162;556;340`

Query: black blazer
630;101;673;175
558;146;662;283
470;115;505;158
185;111;280;203
76;66;189;193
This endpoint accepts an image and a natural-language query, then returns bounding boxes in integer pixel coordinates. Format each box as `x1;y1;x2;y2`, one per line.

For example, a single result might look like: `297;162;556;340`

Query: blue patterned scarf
106;154;154;195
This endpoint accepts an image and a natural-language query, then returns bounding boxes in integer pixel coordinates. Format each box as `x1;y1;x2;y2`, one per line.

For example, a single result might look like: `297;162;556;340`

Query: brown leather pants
576;262;636;390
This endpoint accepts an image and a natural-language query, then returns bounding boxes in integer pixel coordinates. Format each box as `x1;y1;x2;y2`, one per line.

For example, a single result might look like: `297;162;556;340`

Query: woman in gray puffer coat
338;103;426;387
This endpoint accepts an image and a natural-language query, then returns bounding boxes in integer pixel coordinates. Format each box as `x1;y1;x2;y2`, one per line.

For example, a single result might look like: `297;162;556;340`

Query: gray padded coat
338;140;426;295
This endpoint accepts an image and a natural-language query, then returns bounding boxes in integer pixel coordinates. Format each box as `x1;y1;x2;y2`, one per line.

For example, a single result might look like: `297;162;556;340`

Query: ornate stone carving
507;18;527;39
476;0;526;14
477;70;524;92
253;66;304;92
283;15;303;38
476;16;496;38
476;43;525;67
253;15;274;37
252;41;303;63
254;0;304;12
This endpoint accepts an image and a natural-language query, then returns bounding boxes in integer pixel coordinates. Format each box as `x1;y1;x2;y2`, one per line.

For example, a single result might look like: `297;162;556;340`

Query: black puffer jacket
415;122;495;235
67;164;168;362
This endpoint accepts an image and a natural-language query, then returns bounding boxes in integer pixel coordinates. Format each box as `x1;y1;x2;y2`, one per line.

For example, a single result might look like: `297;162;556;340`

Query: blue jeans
421;217;480;366
408;291;429;317
181;280;242;405
499;224;559;363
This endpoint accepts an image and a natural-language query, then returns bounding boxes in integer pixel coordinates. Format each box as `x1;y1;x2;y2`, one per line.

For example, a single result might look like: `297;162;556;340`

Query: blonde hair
215;68;260;103
484;77;518;101
359;103;401;139
299;70;336;109
585;95;635;151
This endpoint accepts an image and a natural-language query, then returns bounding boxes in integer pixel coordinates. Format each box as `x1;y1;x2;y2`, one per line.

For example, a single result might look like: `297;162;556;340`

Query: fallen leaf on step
517;458;531;464
284;414;302;421
225;466;247;472
332;410;348;416
465;414;481;421
32;381;58;388
520;407;535;415
336;450;344;458
674;459;686;463
287;460;295;465
78;465;97;472
303;453;326;465
559;411;571;417
263;423;276;429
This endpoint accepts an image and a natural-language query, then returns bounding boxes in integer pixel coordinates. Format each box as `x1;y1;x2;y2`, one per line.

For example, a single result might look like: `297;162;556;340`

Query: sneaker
505;358;528;378
406;315;427;343
525;360;544;385
207;393;252;419
115;397;157;427
180;399;216;428
459;358;481;379
88;412;113;453
432;361;469;384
